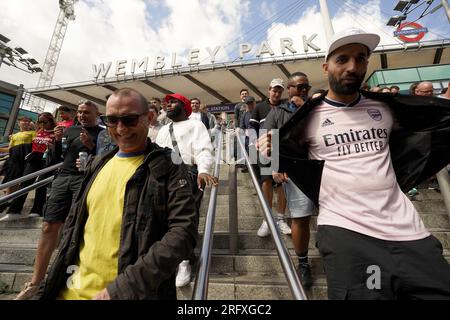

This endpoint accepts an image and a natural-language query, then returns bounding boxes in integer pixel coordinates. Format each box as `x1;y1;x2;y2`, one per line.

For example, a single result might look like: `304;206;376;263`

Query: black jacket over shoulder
40;140;199;300
278;91;450;207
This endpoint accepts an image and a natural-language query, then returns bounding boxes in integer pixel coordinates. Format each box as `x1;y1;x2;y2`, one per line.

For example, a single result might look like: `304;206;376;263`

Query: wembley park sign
92;34;321;81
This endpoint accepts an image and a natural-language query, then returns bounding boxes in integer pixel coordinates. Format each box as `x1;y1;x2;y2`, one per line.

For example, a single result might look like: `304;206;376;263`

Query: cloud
0;0;249;91
260;2;276;20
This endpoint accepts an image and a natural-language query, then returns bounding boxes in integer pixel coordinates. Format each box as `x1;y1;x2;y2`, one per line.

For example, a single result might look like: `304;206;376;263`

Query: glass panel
381;68;420;84
418;65;450;81
367;71;383;86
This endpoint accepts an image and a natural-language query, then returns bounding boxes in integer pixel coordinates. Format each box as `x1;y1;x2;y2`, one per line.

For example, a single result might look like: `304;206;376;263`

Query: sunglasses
38;120;49;124
100;113;147;127
292;83;311;91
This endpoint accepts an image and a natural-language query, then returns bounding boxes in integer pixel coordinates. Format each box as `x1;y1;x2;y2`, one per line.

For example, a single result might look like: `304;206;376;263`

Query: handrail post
436;168;450;220
229;160;238;255
192;130;223;300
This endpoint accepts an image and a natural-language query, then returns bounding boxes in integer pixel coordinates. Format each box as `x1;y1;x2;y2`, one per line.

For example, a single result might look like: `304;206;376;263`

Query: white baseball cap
270;78;285;89
325;28;380;61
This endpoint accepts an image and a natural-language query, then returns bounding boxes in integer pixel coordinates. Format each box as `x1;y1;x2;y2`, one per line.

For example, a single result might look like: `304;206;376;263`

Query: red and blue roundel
394;22;428;43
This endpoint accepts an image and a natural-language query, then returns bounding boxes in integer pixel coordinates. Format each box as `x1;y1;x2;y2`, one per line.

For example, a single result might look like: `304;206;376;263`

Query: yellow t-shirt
10;131;36;147
60;153;144;300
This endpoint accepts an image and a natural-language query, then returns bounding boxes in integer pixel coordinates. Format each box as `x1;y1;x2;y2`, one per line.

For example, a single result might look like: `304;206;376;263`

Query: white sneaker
28;213;40;218
176;260;191;287
257;220;270;237
277;219;292;235
0;214;20;222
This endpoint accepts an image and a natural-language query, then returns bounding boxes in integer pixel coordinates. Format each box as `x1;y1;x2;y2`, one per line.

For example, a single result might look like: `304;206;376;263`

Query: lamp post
0;33;43;74
387;0;449;27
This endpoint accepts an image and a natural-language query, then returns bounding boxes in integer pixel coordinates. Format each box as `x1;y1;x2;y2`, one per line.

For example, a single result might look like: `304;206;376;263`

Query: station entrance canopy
28;39;450;113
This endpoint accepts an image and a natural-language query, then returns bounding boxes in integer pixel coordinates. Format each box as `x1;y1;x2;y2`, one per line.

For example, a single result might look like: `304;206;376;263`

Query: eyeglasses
100;112;147;127
416;90;434;94
292;83;311;91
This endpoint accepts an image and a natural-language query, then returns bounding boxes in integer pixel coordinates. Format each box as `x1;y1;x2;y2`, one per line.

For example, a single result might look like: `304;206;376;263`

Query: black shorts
43;174;83;222
316;225;450;300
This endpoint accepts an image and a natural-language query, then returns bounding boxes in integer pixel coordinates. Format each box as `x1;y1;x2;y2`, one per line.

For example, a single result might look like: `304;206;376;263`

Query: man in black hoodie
263;72;315;288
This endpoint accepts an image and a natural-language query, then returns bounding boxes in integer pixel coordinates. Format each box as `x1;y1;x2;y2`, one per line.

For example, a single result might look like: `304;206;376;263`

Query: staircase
0;168;449;300
177;165;450;300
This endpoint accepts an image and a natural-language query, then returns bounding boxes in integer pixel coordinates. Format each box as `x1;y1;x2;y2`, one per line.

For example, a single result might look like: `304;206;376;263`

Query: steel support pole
4;84;24;138
319;0;335;44
442;0;450;23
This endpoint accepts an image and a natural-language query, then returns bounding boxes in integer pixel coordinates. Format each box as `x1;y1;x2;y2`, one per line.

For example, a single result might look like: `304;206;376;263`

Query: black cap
244;96;256;104
58;105;71;112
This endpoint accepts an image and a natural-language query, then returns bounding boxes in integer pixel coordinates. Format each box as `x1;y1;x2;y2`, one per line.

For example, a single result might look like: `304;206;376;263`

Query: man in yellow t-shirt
38;88;198;300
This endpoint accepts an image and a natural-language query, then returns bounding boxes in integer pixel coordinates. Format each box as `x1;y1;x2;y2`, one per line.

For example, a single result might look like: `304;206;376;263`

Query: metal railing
192;130;224;300
234;132;308;300
0;162;63;205
0;163;63;191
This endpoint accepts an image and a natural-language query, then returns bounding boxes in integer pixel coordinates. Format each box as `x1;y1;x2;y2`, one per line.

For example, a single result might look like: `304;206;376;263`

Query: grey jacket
263;102;297;130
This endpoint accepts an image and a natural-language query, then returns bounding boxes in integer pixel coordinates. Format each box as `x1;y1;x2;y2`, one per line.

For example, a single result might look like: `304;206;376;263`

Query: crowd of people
0;27;449;300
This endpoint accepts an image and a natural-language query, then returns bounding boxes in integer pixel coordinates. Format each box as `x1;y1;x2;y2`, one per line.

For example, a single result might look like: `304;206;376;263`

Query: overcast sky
1;0;449;90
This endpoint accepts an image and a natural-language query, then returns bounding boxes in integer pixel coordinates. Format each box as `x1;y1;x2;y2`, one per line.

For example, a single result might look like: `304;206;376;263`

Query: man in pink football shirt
259;28;450;299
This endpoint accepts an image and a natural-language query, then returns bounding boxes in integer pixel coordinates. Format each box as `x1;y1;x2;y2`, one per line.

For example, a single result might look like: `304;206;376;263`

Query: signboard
394;22;428;42
207;103;235;114
92;34;322;81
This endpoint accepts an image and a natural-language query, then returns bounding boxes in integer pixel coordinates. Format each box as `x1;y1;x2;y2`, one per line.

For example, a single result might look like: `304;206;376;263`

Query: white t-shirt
302;95;429;241
189;112;202;123
155;119;214;174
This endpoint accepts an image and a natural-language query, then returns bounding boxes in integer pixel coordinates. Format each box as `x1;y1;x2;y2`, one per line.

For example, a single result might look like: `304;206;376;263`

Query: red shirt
32;130;55;154
57;119;74;129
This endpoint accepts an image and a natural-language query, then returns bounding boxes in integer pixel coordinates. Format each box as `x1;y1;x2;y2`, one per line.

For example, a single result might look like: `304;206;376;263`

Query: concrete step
0;216;43;229
206;250;323;275
0;265;34;293
0;228;41;244
199;214;450;233
0;243;57;266
200;232;312;250
198;230;450;251
176;274;328;300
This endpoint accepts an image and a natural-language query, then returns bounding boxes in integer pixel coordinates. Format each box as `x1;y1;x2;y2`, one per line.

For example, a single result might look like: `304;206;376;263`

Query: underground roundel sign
394;22;428;42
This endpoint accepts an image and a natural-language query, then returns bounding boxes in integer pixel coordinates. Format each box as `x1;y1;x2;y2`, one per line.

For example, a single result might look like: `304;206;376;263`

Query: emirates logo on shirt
368;109;382;121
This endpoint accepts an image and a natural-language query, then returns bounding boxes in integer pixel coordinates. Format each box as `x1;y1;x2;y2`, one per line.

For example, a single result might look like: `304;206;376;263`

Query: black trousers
317;225;450;300
7;159;51;216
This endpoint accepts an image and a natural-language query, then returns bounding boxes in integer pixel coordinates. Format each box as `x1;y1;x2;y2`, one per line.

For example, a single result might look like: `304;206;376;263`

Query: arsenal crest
368;109;382;121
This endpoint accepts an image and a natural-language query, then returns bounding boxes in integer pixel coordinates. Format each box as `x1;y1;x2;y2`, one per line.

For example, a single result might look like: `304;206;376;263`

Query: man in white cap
258;28;450;299
249;78;290;238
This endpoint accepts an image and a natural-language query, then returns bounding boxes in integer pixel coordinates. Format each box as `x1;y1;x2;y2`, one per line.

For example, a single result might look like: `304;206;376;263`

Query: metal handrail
235;132;308;300
0;162;63;191
0;176;54;206
192;130;224;300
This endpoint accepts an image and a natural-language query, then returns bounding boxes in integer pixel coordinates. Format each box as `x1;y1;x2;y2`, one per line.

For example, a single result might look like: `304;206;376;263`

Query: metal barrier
0;176;55;206
234;132;308;300
192;130;224;300
0;163;63;206
0;163;63;191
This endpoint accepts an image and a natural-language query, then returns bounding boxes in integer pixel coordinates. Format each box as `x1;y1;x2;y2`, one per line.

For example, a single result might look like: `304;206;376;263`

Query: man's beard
167;103;184;120
329;73;365;95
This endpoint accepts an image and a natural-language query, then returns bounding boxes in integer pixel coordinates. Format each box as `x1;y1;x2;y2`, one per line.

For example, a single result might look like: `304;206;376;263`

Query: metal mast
319;0;335;44
31;0;77;113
